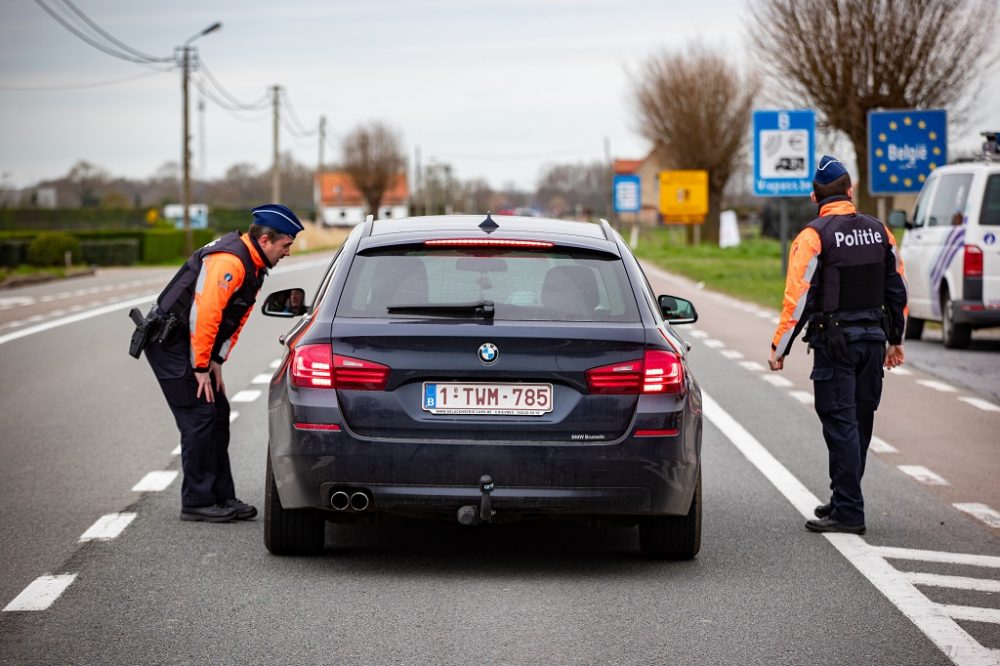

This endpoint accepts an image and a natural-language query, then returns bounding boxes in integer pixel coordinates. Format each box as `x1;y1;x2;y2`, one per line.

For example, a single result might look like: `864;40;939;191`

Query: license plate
422;382;553;416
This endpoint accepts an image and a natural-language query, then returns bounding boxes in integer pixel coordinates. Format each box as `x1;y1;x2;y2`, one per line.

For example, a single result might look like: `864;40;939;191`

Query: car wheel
264;451;325;555
639;468;701;560
903;316;924;340
941;292;971;349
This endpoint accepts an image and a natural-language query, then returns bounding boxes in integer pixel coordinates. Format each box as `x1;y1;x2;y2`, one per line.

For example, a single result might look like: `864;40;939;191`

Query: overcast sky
1;0;998;192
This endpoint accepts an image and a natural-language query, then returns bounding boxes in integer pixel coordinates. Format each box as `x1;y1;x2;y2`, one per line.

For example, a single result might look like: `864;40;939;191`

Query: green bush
80;239;140;266
142;229;217;264
26;232;82;267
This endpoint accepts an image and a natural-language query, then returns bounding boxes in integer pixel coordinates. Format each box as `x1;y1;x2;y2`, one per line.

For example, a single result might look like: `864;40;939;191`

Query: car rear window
336;248;640;322
981;174;1000;226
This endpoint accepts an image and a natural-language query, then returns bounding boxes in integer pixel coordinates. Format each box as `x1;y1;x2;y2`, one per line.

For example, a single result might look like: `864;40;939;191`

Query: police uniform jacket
771;196;908;358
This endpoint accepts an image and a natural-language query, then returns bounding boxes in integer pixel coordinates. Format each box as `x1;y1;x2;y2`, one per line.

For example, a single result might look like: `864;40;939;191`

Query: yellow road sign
659;170;708;223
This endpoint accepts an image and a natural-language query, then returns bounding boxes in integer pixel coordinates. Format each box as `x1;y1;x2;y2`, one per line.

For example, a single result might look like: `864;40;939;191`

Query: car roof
359;214;619;253
933;161;1000;175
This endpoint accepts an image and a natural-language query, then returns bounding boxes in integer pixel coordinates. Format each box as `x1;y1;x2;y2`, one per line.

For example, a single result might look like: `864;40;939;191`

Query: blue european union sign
613;174;641;213
753;109;815;197
868;109;947;195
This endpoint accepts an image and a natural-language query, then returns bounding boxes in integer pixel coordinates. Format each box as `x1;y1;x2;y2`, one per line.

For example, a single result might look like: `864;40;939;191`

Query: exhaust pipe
330;490;350;511
349;491;370;512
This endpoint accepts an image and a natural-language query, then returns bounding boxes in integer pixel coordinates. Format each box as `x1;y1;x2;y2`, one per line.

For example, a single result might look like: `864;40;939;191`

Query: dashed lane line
953;503;1000;530
789;390;814;405
739;360;766;372
251;374;272;384
917;379;958;393
704;391;998;666
720;349;744;360
957;397;1000;412
703;339;725;348
79;513;137;543
898;465;950;486
269;358;282;369
231;390;262;403
229;410;239;423
762;374;794;388
3;574;77;612
171;445;181;456
870;436;899;454
131;470;178;492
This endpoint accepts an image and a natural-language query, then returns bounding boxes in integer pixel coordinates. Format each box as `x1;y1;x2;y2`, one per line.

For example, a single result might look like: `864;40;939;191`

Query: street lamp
180;22;222;255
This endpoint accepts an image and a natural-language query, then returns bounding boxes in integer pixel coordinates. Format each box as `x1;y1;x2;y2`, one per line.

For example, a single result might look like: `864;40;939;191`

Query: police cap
251;204;303;238
814;155;850;186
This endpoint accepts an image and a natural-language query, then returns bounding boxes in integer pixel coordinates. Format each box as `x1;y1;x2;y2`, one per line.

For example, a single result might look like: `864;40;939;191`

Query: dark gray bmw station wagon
262;214;703;559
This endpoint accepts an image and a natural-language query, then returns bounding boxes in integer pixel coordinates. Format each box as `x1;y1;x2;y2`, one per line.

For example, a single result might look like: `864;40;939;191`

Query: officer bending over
143;204;302;522
768;156;907;535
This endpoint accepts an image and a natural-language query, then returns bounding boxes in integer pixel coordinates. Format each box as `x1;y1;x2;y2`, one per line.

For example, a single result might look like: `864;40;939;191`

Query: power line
278;89;318;137
53;0;173;63
197;59;269;111
33;0;172;66
191;76;270;122
0;68;171;92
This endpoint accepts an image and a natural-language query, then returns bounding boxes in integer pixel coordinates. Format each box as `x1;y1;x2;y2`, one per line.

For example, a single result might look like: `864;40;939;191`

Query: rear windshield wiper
387;300;495;320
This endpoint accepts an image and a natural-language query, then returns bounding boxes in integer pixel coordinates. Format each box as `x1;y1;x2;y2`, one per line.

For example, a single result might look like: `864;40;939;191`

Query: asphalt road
1;254;998;665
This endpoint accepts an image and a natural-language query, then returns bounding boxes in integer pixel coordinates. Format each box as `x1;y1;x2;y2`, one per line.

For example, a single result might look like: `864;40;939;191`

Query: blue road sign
868;109;947;195
613;174;641;213
753;109;816;197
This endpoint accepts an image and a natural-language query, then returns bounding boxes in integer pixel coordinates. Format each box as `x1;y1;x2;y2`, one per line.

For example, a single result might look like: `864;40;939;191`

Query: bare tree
341;121;406;218
748;0;998;214
66;160;110;208
631;45;759;242
536;161;609;218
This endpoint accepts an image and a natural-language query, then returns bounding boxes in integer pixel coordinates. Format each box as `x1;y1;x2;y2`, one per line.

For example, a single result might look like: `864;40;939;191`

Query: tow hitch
457;474;495;526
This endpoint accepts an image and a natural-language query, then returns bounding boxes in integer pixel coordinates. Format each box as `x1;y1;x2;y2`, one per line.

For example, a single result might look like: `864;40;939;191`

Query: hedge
27;232;82;267
0;229;216;266
0;208;268;232
80;239;140;266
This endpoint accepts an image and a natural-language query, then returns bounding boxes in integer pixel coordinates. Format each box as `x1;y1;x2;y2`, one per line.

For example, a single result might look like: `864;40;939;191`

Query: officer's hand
209;360;225;396
768;350;784;372
885;344;905;369
195;371;214;403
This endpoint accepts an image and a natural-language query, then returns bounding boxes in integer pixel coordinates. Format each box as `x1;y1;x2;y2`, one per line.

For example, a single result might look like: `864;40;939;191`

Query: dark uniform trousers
810;339;885;526
145;332;235;508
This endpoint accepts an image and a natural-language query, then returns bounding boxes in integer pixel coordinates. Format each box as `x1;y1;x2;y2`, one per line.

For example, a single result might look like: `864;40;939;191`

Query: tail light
964;245;983;277
586;349;684;395
290;344;389;390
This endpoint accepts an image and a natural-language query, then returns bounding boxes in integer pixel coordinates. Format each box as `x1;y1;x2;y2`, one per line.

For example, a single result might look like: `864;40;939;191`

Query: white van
890;138;1000;348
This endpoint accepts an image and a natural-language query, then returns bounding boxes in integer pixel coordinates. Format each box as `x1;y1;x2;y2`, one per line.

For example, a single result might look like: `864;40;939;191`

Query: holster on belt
805;313;849;360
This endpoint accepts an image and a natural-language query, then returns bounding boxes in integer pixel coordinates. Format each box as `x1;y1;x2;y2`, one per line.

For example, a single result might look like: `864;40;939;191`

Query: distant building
614;151;665;226
315;171;409;226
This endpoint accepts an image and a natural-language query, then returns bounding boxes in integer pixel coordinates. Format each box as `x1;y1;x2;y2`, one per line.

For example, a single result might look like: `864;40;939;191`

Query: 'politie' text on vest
834;228;883;248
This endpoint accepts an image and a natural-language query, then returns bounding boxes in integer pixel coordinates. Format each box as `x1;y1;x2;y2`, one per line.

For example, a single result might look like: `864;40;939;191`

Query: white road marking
790;391;814;405
953;503;1000;529
0;296;35;307
755;311;772;318
703;339;725;348
703;392;997;666
869;436;898;453
762;375;793;388
874;547;1000;569
720;349;744;360
4;575;77;611
229;411;239;423
269;358;282;369
940;604;1000;624
916;379;957;393
251;373;272;384
957;397;1000;412
131;470;178;492
79;513;137;542
231;390;261;403
888;366;913;376
171;445;181;456
905;572;1000;594
689;330;708;339
739;360;766;372
50;309;66;317
898;465;949;486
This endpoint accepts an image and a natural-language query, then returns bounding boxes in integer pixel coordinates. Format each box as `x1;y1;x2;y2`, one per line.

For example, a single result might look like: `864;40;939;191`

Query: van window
927;174;974;227
981;174;1000;226
912;177;934;227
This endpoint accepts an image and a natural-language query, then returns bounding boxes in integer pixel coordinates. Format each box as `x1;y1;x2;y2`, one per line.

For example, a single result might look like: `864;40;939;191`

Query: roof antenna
479;211;499;234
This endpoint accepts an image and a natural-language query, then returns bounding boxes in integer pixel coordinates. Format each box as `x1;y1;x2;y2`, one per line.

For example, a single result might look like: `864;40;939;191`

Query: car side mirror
658;294;698;325
262;287;308;317
887;209;911;230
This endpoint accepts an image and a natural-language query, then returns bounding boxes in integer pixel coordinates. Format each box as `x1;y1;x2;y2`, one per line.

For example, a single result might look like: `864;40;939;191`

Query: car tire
264;451;325;556
639;468;701;560
941;292;971;349
903;316;924;340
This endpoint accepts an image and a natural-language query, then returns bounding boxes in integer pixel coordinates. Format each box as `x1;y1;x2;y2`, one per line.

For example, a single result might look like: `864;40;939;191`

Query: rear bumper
269;407;701;519
949;299;1000;327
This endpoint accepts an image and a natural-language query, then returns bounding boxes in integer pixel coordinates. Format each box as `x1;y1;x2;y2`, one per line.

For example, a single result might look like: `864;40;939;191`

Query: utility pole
604;136;613;226
179;21;221;256
271;84;281;202
414;145;421;215
316;114;326;223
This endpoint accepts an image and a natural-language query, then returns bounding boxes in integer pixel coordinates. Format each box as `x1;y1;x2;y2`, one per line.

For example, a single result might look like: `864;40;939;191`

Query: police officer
145;204;303;522
768;156;907;534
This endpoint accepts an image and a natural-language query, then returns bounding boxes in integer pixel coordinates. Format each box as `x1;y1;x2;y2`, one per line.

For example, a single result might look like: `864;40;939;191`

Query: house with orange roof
315;170;410;226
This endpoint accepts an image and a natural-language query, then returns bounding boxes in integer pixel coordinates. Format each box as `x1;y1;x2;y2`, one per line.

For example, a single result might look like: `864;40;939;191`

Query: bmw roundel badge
478;342;499;364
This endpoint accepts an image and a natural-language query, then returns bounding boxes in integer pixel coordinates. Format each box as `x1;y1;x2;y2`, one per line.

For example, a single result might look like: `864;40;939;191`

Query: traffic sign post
868;109;947;195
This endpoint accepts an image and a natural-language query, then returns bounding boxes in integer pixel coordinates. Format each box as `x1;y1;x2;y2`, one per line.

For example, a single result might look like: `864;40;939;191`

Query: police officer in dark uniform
768;156;907;534
144;204;303;522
